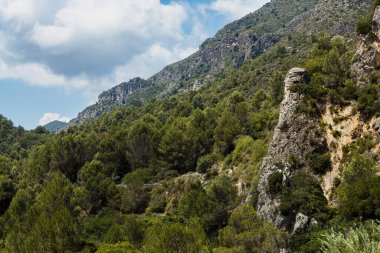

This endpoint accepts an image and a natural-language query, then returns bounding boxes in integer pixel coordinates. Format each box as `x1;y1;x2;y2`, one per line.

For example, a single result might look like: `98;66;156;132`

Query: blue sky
0;0;269;129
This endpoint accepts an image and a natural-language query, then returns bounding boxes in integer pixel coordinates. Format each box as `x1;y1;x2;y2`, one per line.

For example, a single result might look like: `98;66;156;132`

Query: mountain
70;0;327;125
2;0;380;252
69;0;371;127
43;120;68;133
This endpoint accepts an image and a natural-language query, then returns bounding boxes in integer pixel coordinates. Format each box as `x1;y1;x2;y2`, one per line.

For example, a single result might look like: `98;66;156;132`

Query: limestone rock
373;6;380;39
373;117;380;134
256;68;322;230
292;213;309;234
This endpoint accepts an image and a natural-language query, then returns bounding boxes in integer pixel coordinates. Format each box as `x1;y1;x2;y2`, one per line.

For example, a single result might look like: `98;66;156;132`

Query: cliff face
256;3;378;232
98;78;148;106
256;68;325;231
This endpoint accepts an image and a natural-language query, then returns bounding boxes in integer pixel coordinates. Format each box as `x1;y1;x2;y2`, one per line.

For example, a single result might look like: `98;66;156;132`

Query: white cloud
28;0;187;49
209;0;269;20
39;112;70;125
0;60;88;89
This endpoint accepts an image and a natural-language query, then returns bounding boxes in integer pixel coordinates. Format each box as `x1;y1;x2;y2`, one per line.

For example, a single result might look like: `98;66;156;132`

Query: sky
0;0;270;129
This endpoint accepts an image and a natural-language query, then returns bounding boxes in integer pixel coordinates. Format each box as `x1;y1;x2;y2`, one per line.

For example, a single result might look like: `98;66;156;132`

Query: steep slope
70;0;322;125
256;1;378;235
71;0;371;126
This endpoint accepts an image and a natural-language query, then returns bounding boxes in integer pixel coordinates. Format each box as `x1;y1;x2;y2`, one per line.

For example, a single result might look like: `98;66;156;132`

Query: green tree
5;172;80;253
126;119;160;170
215;205;287;253
144;220;210;253
214;110;241;155
337;154;380;220
96;242;141;253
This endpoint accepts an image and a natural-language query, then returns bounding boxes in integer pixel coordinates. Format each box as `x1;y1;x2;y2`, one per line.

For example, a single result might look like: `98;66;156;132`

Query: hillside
71;0;370;126
1;0;380;253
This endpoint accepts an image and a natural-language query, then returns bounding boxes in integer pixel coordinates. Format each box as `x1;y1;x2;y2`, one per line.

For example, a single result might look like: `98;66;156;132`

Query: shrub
96;242;141;253
215;205;287;253
280;171;328;220
143;220;210;253
337;154;380;220
196;154;217;173
356;13;373;35
307;153;331;175
268;171;283;195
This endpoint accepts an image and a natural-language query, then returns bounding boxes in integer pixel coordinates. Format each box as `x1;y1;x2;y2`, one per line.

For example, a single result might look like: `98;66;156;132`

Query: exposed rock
372;117;380;134
373;6;380;39
256;68;324;230
98;78;148;106
292;213;309;234
351;5;380;78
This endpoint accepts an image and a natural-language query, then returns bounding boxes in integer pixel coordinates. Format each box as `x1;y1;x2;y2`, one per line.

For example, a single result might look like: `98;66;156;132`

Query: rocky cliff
256;68;325;231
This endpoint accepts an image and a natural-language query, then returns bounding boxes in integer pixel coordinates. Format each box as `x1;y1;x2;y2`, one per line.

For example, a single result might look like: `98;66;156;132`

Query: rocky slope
256;68;326;232
70;0;370;126
256;2;379;233
70;0;323;125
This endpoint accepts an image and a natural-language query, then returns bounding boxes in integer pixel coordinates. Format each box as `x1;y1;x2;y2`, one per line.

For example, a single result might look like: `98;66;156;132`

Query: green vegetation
356;0;380;35
1;3;380;252
320;221;380;253
214;205;287;253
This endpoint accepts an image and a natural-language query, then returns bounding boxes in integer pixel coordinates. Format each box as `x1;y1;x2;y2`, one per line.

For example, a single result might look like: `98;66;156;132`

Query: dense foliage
1;4;380;251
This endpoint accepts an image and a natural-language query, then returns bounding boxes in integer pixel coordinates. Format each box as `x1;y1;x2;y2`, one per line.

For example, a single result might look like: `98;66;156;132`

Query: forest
1;1;380;253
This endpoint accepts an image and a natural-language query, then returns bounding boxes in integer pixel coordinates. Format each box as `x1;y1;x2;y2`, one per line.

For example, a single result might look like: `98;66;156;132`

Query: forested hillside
1;0;380;253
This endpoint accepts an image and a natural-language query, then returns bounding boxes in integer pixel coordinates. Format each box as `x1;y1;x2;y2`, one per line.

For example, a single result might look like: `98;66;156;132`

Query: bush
96;242;141;253
337;154;380;220
356;12;374;35
196;154;217;173
280;171;328;220
215;205;287;253
143;220;210;253
268;171;283;195
307;153;331;175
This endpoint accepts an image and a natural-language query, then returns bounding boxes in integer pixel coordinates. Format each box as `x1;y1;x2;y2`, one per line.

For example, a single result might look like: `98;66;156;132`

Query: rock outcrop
256;68;324;231
98;78;148;106
351;6;380;78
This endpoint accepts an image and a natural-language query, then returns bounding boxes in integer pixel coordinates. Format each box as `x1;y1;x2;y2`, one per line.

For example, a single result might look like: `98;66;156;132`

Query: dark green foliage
280;171;328;220
268;171;283;195
0;175;14;214
196;154;217;173
356;13;373;35
269;71;285;105
143;220;210;253
96;242;141;253
307;153;331;175
4;172;80;253
215;205;287;253
118;169;154;214
214;110;242;155
0;115;48;160
356;0;380;35
126;117;161;170
337;154;380;220
77;159;116;213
